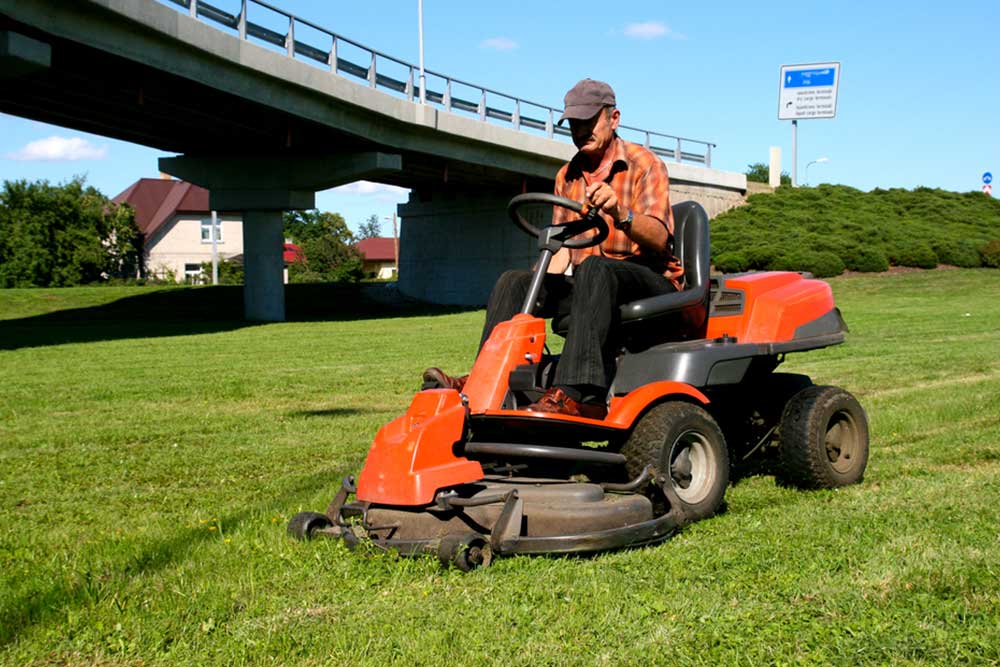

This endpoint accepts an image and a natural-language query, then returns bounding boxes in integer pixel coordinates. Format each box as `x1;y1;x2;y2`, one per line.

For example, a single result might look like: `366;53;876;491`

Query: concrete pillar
769;147;782;188
241;210;285;321
398;189;539;306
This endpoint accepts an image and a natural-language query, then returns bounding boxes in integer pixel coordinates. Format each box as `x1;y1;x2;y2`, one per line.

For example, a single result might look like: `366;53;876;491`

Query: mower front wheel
622;401;730;523
438;533;493;572
777;385;869;489
287;511;333;541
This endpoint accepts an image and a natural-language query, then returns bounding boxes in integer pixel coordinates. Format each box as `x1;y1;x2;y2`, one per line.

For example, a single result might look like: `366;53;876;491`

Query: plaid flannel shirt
552;137;683;289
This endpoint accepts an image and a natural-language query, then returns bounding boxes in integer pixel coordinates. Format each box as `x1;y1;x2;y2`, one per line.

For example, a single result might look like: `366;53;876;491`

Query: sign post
985;172;994;197
778;62;840;187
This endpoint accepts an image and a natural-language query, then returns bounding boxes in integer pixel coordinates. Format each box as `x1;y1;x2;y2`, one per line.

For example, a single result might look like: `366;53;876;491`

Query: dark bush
980;240;1000;268
891;242;938;269
933;241;982;268
770;251;845;278
744;245;780;269
844;248;889;273
713;251;749;273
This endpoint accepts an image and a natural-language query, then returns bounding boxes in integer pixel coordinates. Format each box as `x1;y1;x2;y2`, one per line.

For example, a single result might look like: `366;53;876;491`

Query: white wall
146;214;244;282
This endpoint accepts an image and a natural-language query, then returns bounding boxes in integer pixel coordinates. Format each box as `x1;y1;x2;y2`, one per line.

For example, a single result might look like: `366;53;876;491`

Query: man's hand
585;182;625;224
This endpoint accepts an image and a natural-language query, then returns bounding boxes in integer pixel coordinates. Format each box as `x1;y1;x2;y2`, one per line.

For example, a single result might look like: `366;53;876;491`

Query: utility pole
385;212;399;277
210;210;219;285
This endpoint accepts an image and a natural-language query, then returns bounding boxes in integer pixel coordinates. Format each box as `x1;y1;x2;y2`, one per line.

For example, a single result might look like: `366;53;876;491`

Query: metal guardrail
164;0;716;167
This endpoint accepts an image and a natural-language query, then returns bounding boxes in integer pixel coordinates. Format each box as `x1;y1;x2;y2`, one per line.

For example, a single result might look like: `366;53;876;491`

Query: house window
201;217;223;243
184;263;204;284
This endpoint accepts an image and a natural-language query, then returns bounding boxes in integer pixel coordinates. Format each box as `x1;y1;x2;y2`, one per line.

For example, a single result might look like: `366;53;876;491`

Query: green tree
0;177;141;287
745;163;791;186
357;214;382;240
282;209;364;283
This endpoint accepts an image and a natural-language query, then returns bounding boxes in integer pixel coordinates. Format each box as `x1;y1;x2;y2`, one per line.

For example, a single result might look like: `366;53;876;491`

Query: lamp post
417;0;426;103
805;157;829;186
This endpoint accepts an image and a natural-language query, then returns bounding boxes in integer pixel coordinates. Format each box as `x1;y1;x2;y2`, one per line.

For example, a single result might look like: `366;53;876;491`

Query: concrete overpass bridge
1;0;746;319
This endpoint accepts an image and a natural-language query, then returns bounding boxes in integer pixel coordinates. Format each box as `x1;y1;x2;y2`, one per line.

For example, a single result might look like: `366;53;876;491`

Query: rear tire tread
777;385;869;489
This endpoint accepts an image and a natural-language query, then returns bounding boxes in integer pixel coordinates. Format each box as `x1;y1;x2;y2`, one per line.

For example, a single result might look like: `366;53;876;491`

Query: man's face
569;107;620;157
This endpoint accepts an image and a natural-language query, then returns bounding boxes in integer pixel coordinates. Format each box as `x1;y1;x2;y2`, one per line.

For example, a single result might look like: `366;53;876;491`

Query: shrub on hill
844;248;889;273
710;185;1000;274
981;240;1000;268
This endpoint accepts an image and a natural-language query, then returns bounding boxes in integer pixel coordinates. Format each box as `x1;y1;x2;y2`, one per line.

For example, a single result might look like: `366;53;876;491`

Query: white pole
791;120;798;187
211;210;219;285
418;0;426;103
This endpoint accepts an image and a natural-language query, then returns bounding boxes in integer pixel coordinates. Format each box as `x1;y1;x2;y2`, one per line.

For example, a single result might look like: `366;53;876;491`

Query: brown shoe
526;388;608;420
421;367;468;392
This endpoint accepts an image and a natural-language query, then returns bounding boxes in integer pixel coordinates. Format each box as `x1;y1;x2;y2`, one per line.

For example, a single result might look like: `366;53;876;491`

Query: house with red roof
113;176;243;283
356;237;398;279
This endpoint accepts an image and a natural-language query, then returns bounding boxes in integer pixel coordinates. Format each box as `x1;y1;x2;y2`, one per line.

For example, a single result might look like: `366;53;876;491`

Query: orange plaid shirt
552;137;683;288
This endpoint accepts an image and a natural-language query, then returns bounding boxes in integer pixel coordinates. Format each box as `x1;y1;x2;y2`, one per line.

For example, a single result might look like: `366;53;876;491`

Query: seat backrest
671;200;711;294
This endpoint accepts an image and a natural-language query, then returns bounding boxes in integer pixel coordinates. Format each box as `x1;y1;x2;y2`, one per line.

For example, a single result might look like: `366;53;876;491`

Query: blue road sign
984;172;993;185
784;67;837;88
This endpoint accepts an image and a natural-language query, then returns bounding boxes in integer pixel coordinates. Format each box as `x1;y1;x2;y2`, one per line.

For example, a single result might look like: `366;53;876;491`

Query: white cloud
7;136;109;161
623;21;686;41
331;180;409;202
479;37;518;51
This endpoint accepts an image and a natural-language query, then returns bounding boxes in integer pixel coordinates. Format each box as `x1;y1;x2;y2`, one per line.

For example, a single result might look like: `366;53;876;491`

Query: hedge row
710;185;1000;277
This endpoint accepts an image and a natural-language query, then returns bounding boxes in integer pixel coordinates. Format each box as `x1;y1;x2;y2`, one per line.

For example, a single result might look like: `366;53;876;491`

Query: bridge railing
163;0;716;167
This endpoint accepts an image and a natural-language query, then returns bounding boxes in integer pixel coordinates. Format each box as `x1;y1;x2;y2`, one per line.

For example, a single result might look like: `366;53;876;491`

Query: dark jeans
479;255;677;390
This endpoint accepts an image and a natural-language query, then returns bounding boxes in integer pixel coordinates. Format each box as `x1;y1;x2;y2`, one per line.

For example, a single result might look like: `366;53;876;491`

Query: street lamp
805;157;829;186
417;0;426;103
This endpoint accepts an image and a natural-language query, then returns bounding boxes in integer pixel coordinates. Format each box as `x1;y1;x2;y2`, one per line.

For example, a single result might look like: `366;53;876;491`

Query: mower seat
552;200;711;348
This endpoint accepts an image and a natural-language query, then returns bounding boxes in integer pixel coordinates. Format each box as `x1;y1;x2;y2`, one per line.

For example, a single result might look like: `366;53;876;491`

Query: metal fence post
329;36;337;73
238;0;246;39
286;17;294;57
443;80;451;111
546;110;553;138
405;68;414;100
189;0;197;18
368;52;377;88
478;90;486;121
674;138;681;162
705;144;712;167
644;131;650;149
512;100;520;130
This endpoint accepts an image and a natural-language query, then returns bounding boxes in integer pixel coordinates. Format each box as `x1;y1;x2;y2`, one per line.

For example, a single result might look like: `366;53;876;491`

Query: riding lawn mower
288;193;870;571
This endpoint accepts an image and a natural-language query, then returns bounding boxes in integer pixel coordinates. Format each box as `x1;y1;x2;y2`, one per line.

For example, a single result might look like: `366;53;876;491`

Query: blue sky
1;0;997;234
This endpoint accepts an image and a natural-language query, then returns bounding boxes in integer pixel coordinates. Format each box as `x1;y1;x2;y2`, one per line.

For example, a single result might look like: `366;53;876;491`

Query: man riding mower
288;193;870;571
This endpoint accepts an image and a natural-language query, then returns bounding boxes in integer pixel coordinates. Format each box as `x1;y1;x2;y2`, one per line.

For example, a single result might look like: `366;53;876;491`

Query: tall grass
1;270;998;666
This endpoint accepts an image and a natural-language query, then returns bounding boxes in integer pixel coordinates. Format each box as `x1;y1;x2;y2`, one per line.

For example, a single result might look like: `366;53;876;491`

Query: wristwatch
613;208;633;232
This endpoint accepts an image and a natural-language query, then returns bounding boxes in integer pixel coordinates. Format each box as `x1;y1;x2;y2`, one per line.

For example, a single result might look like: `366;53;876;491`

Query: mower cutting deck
289;194;869;570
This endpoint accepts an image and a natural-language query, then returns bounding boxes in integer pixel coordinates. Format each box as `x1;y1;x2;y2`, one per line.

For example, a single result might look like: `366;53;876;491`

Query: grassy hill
711;185;1000;277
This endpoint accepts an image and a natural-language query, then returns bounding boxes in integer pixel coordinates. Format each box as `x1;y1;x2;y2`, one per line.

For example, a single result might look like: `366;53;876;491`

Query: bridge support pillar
241;210;286;322
397;188;539;306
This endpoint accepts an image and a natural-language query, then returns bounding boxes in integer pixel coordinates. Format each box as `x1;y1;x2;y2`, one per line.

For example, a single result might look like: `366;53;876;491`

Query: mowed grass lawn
1;270;998;666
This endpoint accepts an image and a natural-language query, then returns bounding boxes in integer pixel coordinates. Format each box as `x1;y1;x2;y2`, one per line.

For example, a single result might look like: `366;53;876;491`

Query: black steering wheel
507;193;609;249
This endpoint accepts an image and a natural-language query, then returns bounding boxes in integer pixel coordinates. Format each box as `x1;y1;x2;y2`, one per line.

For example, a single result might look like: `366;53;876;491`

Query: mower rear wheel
622;401;729;523
777;385;869;489
287;511;333;541
438;533;493;572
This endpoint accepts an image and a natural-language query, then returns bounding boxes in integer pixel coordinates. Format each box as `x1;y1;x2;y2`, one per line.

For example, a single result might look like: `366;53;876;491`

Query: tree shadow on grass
0;283;477;351
0;467;349;649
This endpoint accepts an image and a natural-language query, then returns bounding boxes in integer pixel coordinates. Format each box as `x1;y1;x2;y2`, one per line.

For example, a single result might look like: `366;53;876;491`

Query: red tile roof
283;243;304;264
113;178;209;240
356;237;396;261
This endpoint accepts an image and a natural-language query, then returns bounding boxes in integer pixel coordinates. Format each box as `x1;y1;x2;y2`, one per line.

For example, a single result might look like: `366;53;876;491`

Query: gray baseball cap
557;79;616;125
